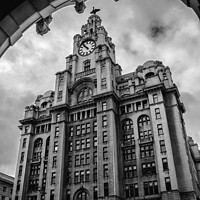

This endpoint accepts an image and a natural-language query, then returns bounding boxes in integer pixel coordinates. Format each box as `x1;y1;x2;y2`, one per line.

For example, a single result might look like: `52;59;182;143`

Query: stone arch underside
0;0;89;57
0;0;198;58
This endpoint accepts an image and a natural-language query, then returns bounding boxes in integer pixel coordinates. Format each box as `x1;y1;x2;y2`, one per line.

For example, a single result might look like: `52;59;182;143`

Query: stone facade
12;14;200;200
0;172;14;200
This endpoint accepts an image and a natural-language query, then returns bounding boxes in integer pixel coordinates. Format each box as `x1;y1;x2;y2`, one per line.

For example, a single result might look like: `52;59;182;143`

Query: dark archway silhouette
0;0;199;58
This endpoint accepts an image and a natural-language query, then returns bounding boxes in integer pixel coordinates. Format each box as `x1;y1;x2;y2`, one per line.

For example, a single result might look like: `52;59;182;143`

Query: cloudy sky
0;0;200;176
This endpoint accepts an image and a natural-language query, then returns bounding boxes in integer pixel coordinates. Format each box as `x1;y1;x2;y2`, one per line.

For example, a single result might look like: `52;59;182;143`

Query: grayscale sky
0;0;200;176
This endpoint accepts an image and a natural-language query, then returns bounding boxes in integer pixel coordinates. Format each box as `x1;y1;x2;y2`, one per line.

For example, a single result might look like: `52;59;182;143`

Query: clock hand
83;43;89;50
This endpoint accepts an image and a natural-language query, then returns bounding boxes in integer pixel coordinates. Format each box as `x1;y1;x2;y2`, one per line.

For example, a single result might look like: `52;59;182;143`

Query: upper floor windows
122;119;133;131
155;108;161;119
32;138;43;161
153;94;158;103
138;115;150;127
78;87;93;103
56;114;60;122
22;138;27;148
83;60;91;71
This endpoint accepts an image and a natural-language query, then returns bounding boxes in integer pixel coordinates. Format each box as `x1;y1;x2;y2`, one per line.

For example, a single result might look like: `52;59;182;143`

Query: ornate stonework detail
74;0;86;14
36;15;53;36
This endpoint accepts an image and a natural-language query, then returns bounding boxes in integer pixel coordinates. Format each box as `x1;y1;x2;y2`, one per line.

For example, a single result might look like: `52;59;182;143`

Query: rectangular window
153;94;158;103
56;113;60;122
54;141;58;152
86;123;90;134
125;183;139;198
93;168;97;181
93;151;97;164
51;172;56;185
121;106;125;114
81;139;85;149
124;165;137;178
74;171;79;183
22;138;27;148
144;181;158;195
85;169;90;182
66;190;70;200
157;124;163;135
76;125;81;136
93;186;98;200
18;165;23;176
69;126;73;137
67;172;71;184
160;140;166;153
80;154;84;165
69;141;73;152
101;78;107;88
81;124;86;135
75;140;81;151
93;121;97;133
143;100;148;109
25;126;29;134
103;147;108;160
123;148;136;160
55;126;59;138
31;164;40;176
103;131;108;143
52;156;57;168
162;158;169;171
102;102;107;111
80;170;84;182
127;104;132;113
155;108;161;119
43;162;47;174
102;115;107;127
86;138;90;148
165;177;171;191
17;180;20;191
93;136;97;147
140;144;154;158
86;153;90;164
75;155;79;166
103;164;109;178
50;190;54;200
20;152;25;163
104;183;109;197
68;156;72;167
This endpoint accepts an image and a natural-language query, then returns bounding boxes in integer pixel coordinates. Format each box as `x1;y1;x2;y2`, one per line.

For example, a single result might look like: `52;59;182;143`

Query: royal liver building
12;13;200;200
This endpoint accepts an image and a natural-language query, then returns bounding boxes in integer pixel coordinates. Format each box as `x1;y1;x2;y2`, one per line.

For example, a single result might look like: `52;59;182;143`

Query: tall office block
12;13;200;200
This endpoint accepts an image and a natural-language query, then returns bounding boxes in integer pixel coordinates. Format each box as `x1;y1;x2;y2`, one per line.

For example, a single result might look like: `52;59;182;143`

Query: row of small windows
120;100;149;114
69;108;96;122
125;178;171;198
123;141;167;160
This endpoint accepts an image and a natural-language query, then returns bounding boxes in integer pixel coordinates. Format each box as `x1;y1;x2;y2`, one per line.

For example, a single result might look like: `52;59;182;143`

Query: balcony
139;136;154;144
75;68;96;79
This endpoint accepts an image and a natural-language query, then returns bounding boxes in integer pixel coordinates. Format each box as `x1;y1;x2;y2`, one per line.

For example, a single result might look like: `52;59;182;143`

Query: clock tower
52;11;122;200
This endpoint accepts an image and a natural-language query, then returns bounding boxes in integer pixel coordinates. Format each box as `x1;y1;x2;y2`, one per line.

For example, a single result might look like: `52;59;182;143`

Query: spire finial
90;7;100;15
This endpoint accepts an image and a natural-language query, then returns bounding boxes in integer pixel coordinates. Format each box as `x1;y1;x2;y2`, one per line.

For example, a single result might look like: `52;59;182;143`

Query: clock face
78;40;96;56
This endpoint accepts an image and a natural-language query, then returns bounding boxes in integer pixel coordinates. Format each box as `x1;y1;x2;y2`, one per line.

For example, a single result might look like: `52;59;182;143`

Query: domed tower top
80;8;102;38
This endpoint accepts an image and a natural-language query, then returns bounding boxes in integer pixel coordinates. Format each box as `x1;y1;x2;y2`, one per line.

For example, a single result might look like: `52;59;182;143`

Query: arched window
145;72;155;79
138;115;152;139
122;119;133;131
78;87;93;103
122;119;134;146
41;102;47;109
75;190;89;200
32;138;43;161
